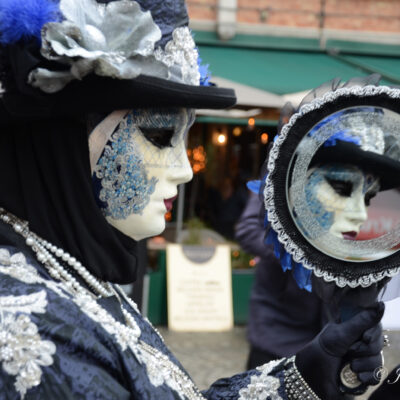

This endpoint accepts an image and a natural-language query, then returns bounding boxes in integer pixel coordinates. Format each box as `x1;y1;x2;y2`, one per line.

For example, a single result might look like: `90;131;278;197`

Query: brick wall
188;0;400;32
187;0;217;21
324;0;400;32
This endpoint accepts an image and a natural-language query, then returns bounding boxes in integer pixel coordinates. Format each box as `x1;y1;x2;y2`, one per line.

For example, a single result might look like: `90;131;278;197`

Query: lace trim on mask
264;85;400;288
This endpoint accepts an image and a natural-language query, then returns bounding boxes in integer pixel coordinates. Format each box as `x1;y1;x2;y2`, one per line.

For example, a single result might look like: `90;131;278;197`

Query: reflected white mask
305;164;379;239
90;108;195;240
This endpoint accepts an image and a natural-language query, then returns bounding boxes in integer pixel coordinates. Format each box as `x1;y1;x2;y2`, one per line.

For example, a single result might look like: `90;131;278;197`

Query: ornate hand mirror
264;85;400;289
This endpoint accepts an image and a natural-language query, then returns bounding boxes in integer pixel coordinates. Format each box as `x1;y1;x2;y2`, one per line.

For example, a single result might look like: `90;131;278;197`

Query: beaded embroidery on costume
0;249;70;300
0;289;56;399
0;245;205;400
70;286;205;400
238;358;284;400
154;27;201;86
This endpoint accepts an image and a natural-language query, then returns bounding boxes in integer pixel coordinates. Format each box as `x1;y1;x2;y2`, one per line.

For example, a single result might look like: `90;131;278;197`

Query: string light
233;126;242;136
187;145;207;174
217;133;227;144
248;118;255;127
165;211;172;221
261;132;269;144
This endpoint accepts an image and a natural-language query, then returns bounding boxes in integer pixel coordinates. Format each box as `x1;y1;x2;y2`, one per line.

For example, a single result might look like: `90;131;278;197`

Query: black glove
368;364;400;400
295;302;385;400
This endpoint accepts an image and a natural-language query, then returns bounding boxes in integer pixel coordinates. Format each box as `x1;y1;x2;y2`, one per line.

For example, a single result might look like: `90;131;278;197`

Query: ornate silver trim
264;85;400;288
238;358;284;400
284;356;321;400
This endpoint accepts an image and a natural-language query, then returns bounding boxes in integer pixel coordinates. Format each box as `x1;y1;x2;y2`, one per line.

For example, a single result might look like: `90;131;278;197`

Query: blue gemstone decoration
94;113;158;220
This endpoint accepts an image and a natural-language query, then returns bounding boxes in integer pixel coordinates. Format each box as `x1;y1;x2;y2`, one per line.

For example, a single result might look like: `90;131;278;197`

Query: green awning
196;116;277;126
335;54;400;85
198;46;368;94
195;32;400;95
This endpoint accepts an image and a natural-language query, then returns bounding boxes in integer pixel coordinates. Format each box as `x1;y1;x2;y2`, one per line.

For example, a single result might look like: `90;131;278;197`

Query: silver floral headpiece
314;109;386;155
344;112;385;154
28;0;201;93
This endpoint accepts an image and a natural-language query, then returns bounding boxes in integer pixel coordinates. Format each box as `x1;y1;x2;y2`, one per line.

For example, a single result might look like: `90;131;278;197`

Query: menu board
167;244;233;331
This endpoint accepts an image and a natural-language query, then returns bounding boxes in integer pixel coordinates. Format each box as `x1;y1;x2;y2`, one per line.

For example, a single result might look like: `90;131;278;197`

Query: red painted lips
342;231;358;240
164;195;178;212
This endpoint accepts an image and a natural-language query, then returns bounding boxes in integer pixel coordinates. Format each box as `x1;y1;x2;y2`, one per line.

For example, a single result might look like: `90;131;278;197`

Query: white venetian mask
305;164;380;240
90;108;195;240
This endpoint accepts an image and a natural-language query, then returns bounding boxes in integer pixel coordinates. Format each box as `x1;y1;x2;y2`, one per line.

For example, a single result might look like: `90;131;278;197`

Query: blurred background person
236;191;326;368
235;103;326;369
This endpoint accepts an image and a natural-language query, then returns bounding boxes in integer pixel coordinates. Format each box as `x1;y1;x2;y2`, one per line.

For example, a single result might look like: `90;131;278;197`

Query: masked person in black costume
0;1;386;399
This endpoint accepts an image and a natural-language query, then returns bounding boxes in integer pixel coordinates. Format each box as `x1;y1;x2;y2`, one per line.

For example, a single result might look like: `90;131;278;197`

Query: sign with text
167;244;233;331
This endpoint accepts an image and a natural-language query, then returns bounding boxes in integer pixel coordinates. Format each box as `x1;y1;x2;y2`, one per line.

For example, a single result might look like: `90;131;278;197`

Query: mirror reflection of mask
305;164;380;240
92;108;195;240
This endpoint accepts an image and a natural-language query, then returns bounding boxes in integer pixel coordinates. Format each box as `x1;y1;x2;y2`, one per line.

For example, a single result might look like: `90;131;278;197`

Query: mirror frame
264;85;400;288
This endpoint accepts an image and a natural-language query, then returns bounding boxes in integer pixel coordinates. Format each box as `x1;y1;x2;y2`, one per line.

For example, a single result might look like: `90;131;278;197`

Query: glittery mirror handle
339;363;367;395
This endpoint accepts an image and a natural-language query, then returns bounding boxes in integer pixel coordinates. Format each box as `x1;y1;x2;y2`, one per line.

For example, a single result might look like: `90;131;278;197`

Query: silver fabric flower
28;0;200;93
29;0;166;93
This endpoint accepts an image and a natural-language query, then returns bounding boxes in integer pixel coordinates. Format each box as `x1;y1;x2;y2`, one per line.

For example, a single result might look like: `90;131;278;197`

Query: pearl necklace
0;208;146;335
0;208;113;298
0;209;205;399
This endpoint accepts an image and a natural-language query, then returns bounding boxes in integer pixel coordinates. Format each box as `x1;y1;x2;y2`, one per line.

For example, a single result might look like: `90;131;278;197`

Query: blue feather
246;180;262;194
264;207;313;291
197;53;212;87
0;0;60;45
293;263;312;292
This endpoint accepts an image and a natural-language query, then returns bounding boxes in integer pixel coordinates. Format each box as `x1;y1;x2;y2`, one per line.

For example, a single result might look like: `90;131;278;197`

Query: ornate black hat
0;0;236;122
309;106;400;191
